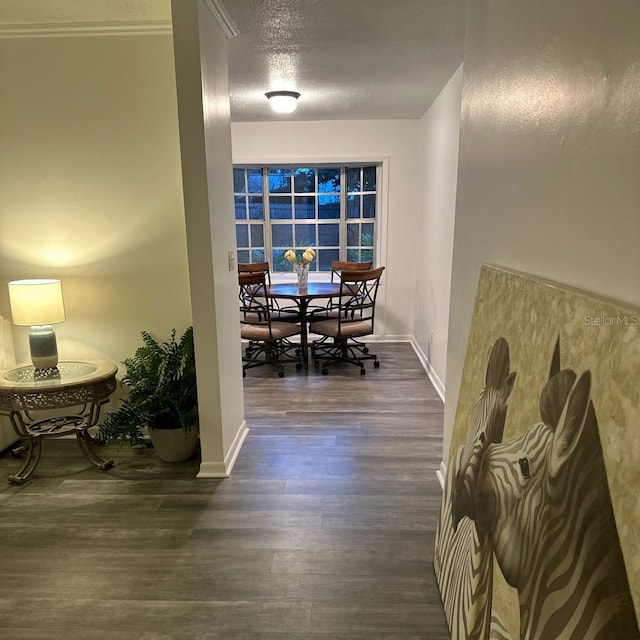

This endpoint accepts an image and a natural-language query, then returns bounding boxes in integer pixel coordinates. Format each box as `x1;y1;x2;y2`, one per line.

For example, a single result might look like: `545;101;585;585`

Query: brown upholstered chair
239;272;302;377
238;262;300;323
238;261;272;279
307;260;374;320
330;260;374;282
238;262;271;324
309;266;385;375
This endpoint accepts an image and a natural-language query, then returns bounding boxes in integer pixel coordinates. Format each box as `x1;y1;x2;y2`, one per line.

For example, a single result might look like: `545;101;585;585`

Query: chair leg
243;341;284;377
311;336;380;375
242;338;304;378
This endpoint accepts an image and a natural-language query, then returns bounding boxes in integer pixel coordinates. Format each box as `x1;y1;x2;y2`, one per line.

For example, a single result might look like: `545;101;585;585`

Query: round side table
0;360;118;484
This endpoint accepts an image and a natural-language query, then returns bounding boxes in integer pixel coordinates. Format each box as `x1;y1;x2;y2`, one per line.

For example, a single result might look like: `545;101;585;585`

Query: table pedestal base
0;360;118;485
7;413;114;485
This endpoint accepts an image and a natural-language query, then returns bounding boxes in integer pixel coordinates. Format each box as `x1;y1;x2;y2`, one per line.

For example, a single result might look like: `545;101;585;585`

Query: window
234;164;379;272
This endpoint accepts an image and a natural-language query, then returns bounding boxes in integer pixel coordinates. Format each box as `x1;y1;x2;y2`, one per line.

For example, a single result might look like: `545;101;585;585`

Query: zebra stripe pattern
469;369;639;639
434;337;516;640
436;337;639;639
434;445;497;640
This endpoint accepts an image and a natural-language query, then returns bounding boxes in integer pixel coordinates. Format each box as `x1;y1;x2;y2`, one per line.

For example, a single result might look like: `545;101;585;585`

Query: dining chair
309;266;385;375
238;261;301;323
307;260;374;321
238;262;271;322
238;261;272;278
239;272;303;377
330;260;374;282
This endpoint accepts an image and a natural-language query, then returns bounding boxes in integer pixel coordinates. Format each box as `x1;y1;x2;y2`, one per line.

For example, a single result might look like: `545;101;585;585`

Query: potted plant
98;327;199;462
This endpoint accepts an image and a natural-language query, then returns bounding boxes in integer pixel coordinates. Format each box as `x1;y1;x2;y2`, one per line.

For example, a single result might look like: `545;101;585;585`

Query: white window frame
232;156;389;283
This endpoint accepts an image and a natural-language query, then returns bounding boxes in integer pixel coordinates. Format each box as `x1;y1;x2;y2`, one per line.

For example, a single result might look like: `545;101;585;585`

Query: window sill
270;272;331;284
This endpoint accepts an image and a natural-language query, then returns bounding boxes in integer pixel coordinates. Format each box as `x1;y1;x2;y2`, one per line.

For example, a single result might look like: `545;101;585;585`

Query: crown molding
0;20;172;39
201;0;239;39
0;1;237;40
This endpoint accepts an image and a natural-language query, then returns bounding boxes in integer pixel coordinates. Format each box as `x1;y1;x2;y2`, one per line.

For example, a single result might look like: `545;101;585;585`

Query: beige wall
415;65;463;398
444;0;640;459
0;34;192;367
231;119;423;339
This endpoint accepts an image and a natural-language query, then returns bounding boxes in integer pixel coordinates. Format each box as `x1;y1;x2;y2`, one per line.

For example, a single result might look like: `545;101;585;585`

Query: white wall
171;0;247;476
0;34;192;367
231;119;423;339
444;0;640;459
414;65;463;398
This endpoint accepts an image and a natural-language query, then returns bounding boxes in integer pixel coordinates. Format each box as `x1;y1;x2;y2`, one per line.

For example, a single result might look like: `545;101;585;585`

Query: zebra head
452;337;516;532
472;367;640;640
473;368;585;588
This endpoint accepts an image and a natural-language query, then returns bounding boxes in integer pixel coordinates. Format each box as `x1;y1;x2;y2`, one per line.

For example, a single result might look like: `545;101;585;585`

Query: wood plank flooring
0;342;449;639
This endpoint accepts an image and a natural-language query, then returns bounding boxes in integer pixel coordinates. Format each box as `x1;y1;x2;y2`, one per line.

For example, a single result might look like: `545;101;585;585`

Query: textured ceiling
226;0;466;121
0;0;467;122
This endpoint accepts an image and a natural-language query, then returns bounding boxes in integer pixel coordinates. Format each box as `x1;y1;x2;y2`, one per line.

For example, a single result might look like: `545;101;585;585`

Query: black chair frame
306;260;374;321
239;272;302;377
309;266;385;375
238;261;301;324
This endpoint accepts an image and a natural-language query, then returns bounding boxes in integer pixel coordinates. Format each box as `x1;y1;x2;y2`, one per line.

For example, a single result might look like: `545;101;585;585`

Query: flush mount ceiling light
265;90;300;114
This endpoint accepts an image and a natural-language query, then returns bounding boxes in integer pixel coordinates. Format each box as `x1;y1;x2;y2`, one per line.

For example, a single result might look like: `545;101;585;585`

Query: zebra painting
450;343;639;639
434;337;516;640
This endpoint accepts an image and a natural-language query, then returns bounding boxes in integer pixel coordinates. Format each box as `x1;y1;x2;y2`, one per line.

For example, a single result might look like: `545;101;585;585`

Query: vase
149;426;199;462
295;263;309;289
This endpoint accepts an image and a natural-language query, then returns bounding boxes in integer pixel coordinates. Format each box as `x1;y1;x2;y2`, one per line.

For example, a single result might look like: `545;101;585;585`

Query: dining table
266;282;343;366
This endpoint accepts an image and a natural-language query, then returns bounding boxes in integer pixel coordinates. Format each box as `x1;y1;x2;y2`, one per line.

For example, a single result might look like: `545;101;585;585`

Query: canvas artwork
434;264;640;640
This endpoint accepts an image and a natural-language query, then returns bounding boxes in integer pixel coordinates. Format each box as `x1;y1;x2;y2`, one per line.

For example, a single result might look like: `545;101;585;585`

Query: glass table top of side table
1;361;114;387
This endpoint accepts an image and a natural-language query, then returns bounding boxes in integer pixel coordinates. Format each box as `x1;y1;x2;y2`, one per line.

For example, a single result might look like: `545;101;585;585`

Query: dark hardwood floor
0;342;449;639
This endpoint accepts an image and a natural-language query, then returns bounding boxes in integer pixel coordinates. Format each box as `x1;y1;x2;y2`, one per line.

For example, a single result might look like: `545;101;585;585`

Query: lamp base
29;325;59;370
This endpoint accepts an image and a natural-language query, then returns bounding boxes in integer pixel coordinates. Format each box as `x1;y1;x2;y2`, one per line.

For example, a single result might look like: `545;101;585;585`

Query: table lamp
8;279;66;370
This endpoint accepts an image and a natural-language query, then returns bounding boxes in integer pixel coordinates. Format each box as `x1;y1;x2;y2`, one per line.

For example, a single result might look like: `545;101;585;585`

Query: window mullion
263;168;272;265
339;166;347;261
245;170;253;258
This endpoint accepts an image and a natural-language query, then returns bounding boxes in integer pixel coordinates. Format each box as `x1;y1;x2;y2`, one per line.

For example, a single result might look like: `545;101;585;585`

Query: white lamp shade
265;90;300;114
8;279;66;326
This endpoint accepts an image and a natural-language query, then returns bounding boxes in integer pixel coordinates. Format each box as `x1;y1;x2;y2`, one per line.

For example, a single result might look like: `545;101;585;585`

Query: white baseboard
436;459;446;490
224;420;249;474
362;333;410;342
409;338;445;402
391;338;446;492
197;420;249;478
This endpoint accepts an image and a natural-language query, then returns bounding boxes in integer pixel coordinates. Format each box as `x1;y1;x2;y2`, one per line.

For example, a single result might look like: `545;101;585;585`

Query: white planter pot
149;426;199;462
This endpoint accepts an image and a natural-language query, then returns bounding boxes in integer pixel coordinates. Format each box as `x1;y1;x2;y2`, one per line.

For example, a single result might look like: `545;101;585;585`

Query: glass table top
2;361;98;384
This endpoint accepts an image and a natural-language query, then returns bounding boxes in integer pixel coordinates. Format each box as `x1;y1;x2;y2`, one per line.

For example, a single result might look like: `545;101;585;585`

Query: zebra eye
518;457;531;479
479;432;486;444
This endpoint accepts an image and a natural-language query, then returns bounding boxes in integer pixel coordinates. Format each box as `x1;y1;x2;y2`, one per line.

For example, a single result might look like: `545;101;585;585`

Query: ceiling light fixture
265;90;300;114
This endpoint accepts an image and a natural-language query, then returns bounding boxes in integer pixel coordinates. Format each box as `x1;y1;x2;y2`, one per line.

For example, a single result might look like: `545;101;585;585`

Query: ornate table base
0;361;118;484
7;412;114;485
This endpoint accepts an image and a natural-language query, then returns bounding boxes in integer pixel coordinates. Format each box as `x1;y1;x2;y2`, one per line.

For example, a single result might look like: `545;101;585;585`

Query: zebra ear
549;371;591;477
549;336;561;379
485;337;510;389
502;371;517;401
540;369;576;429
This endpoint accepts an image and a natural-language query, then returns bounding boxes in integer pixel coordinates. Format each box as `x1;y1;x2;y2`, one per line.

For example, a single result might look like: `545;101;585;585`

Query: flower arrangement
284;248;315;266
285;248;315;288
